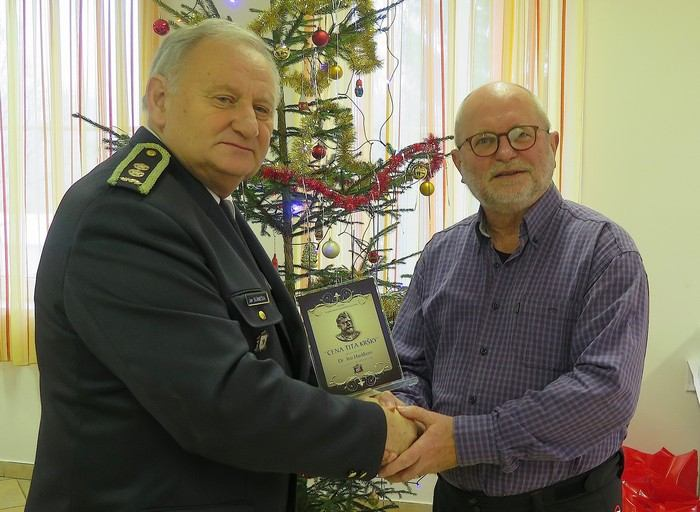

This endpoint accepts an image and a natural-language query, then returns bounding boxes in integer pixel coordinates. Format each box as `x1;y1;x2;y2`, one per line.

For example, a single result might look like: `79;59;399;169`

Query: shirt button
492;302;499;310
468;395;477;405
479;346;488;356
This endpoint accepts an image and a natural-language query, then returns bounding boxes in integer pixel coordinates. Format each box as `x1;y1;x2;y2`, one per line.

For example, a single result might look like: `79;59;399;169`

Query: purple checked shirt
392;184;648;496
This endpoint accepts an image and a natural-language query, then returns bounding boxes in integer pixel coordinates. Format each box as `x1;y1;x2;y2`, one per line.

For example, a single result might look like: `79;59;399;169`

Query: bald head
454;82;551;146
450;81;559;217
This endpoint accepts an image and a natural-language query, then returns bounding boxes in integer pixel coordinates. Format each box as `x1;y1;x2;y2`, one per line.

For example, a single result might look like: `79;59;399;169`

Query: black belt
438;451;622;509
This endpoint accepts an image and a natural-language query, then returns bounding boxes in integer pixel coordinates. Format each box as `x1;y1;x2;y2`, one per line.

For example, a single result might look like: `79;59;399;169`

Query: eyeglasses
456;125;547;157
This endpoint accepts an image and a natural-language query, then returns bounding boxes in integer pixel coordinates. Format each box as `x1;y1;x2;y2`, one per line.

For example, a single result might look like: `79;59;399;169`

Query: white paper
688;357;700;406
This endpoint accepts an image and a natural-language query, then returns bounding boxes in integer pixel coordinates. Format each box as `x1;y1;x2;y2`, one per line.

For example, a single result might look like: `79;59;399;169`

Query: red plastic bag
622;446;700;512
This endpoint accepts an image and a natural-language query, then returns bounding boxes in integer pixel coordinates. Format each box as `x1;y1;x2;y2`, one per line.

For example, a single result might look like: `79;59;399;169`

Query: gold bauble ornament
321;239;341;258
273;44;290;61
328;64;343;80
419;181;435;196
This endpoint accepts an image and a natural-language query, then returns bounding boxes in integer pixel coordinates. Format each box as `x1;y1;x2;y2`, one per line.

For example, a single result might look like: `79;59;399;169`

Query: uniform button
494;262;500;268
468;395;477;405
492;302;499;310
479;346;488;356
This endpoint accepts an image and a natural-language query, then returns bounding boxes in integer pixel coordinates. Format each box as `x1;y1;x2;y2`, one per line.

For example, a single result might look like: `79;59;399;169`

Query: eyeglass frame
455;125;549;157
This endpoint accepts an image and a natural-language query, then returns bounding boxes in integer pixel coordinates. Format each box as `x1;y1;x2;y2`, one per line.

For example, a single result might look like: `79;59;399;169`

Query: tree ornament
355;79;364;97
153;19;170;36
419;180;435;196
314;219;324;240
273;44;290;61
411;162;429;180
367;250;380;264
298;101;310;111
329;64;343;80
319;62;329;72
271;253;278;271
301;242;318;268
311;143;326;160
321;240;341;259
312;28;330;47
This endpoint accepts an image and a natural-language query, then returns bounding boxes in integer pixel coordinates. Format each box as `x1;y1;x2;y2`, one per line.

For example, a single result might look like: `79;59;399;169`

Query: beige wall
582;0;700;454
2;0;699;475
0;364;40;462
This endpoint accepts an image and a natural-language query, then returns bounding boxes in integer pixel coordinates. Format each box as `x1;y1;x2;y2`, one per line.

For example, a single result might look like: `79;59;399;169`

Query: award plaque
296;277;414;395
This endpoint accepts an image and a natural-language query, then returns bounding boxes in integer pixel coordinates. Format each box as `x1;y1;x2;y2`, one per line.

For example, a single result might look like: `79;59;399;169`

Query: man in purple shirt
378;82;648;511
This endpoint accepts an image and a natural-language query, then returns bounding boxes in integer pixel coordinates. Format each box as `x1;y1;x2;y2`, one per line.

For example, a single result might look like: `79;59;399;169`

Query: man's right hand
358;394;418;465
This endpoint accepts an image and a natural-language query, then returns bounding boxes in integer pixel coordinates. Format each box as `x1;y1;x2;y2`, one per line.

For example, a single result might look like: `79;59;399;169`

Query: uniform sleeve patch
107;142;170;195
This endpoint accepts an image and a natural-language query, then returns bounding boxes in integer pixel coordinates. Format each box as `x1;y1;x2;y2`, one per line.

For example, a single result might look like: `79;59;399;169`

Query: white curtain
345;0;586;286
0;0;159;364
0;0;584;364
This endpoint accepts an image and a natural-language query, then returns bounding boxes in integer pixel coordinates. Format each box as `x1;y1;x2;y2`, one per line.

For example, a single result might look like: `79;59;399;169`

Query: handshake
360;392;458;483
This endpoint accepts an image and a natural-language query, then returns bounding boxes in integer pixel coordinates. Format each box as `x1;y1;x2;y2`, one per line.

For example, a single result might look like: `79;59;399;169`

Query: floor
0;471;429;512
0;477;29;511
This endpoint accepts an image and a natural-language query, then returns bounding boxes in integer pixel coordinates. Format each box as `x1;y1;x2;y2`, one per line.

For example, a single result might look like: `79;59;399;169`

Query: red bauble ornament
312;28;330;47
298;101;309;111
311;143;326;160
367;250;380;264
271;253;278;271
153;19;170;36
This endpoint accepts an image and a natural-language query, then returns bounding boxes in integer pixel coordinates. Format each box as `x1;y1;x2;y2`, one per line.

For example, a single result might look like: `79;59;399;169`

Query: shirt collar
521;183;562;245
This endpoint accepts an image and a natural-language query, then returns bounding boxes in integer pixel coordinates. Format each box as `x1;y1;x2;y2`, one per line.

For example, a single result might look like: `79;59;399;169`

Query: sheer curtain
0;0;159;365
1;0;583;365
356;0;585;286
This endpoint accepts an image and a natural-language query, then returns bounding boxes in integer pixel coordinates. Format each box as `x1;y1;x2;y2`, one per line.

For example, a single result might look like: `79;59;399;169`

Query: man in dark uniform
27;20;417;512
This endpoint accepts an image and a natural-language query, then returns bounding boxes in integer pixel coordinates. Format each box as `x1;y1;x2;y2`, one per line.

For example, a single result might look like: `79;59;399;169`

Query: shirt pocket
515;296;578;377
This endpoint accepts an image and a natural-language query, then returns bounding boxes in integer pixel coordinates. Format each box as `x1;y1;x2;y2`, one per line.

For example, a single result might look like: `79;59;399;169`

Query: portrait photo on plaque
296;278;404;395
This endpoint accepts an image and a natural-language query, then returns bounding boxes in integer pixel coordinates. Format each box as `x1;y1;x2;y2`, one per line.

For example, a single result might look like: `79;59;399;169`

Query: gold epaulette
107;142;170;195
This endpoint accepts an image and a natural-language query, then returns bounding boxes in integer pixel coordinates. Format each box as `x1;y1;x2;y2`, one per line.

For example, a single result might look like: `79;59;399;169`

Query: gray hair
144;19;280;107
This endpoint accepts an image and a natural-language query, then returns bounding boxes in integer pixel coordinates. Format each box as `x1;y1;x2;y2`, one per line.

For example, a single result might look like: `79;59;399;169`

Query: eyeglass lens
470;126;537;156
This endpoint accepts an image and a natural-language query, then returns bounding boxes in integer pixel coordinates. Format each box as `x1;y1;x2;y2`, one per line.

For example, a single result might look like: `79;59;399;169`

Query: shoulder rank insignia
107;142;170;195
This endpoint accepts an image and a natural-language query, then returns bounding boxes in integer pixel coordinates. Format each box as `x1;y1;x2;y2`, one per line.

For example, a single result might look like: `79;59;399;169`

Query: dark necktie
219;198;265;279
219;198;245;238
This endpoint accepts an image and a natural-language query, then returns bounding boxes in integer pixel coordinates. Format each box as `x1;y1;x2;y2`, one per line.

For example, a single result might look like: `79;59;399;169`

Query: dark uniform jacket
27;127;386;512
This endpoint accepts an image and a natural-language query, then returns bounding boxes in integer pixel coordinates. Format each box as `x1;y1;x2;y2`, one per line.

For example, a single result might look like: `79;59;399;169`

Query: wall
0;364;40;462
581;0;700;454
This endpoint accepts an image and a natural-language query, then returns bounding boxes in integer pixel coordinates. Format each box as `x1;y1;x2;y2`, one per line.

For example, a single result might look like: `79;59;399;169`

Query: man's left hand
378;406;457;483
